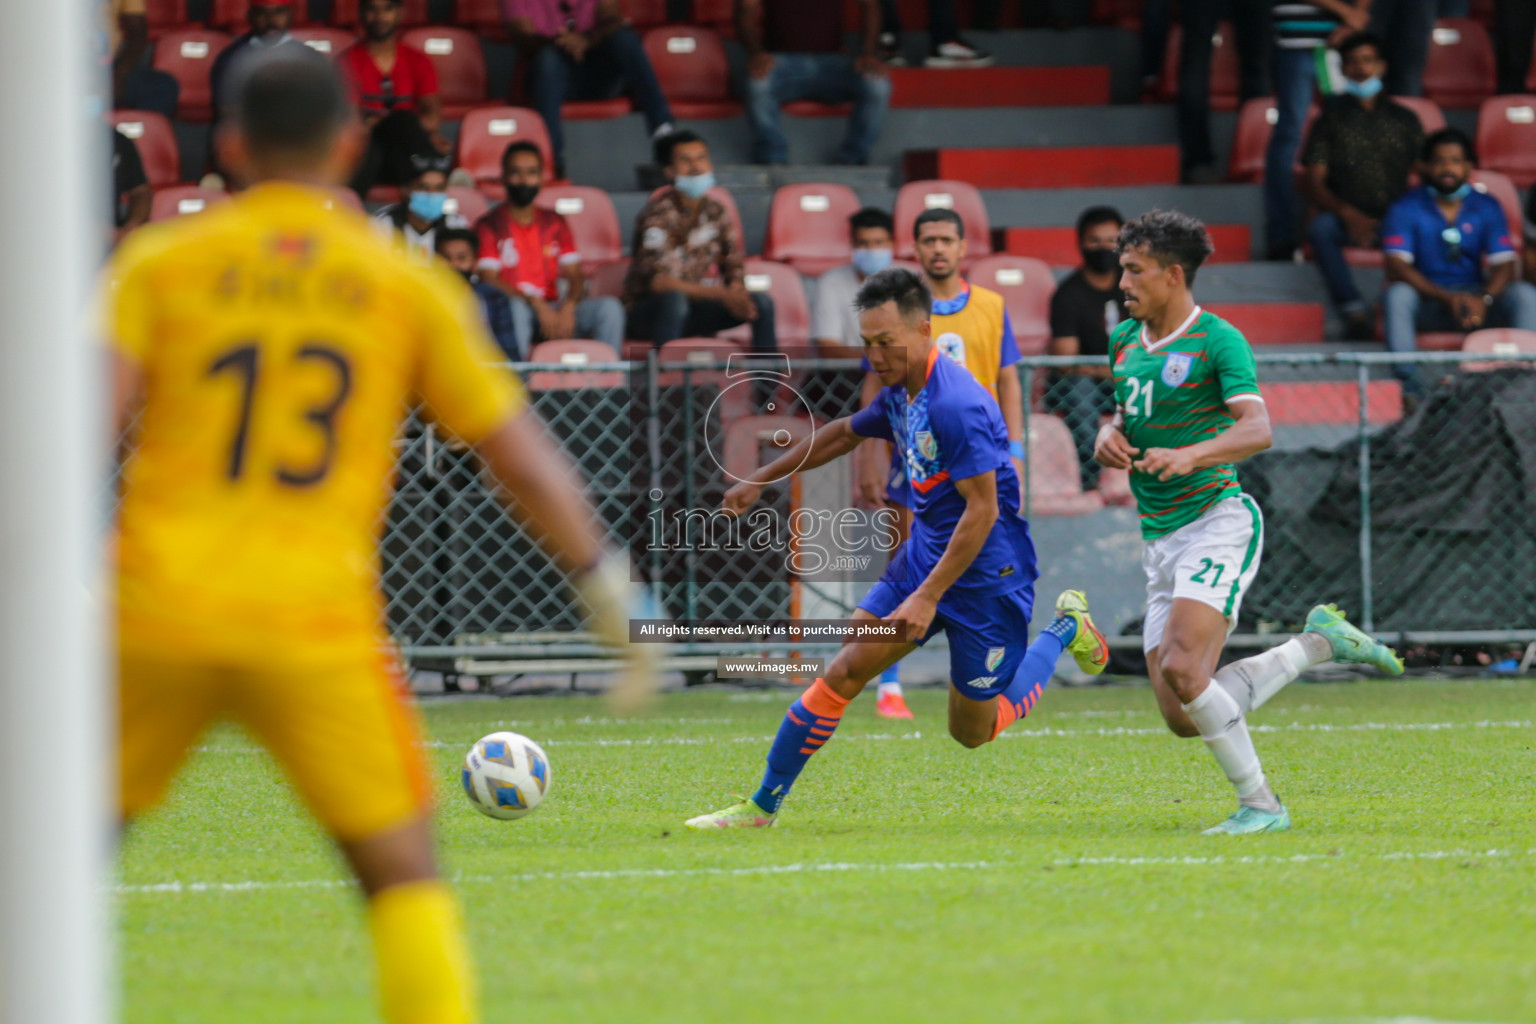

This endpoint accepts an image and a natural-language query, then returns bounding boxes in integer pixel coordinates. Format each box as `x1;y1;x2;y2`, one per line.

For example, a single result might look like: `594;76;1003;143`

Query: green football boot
1304;603;1405;676
1055;590;1110;675
1202;802;1292;836
685;797;777;830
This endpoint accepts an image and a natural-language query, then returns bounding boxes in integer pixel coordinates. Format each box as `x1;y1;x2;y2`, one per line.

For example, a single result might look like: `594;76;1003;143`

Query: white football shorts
1140;494;1265;653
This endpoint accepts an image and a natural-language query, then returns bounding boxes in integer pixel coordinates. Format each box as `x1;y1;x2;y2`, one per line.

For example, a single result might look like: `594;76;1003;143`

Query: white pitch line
188;719;1535;757
115;848;1533;897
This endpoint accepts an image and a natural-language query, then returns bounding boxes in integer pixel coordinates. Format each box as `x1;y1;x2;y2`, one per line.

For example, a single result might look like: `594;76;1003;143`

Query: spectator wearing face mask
1046;205;1127;491
812;207;895;358
436;227;522;360
622;130;775;351
1301;33;1422;341
472;141;624;349
373;152;469;259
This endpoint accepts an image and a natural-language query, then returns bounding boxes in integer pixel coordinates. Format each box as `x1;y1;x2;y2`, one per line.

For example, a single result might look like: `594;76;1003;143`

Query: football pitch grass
119;678;1536;1024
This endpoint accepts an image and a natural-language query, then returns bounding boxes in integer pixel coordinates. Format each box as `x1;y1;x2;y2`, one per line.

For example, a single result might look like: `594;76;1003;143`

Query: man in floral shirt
622;131;776;350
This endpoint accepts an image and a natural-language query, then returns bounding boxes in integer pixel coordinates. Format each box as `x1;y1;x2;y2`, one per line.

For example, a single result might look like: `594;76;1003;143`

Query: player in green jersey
1095;211;1403;835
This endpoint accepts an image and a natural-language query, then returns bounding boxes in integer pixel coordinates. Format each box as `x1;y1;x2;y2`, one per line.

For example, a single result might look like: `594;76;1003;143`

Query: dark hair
854;267;932;324
1422;126;1476;165
434;228;478;255
913;207;964;240
1116;209;1214;285
1335;31;1384;61
500;140;544;174
225;47;350;158
655;128;705;168
849;207;894;236
1076;205;1124;241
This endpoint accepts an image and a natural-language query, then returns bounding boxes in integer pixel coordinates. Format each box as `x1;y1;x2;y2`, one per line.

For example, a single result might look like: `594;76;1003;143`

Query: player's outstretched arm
721;416;865;515
887;472;998;638
1133;399;1273;481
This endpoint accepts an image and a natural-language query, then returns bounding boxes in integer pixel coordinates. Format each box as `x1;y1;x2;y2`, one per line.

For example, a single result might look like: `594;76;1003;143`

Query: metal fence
114;349;1536;669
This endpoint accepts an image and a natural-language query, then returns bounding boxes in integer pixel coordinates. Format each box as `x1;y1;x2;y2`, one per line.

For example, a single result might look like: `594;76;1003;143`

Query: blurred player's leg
118;656;227;823
875;477;914;719
686;611;914;828
236;659;476;1023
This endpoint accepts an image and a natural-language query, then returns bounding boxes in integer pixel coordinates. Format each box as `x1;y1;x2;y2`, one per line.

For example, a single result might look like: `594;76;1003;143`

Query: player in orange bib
104;49;653;1024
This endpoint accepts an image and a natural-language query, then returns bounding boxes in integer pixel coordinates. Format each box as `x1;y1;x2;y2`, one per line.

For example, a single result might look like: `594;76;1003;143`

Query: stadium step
905;145;1180;189
1204;302;1327;346
890;66;1112;108
1001;224;1252;264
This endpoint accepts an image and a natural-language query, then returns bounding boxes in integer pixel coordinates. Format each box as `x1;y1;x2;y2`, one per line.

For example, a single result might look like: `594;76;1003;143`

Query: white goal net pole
0;0;109;1021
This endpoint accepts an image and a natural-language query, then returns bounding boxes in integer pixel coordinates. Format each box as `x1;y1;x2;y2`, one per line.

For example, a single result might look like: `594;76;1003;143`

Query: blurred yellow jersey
104;182;524;665
930;281;1021;400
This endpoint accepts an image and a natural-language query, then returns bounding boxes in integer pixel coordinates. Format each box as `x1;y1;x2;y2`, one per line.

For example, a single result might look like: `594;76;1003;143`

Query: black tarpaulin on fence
1241;369;1536;632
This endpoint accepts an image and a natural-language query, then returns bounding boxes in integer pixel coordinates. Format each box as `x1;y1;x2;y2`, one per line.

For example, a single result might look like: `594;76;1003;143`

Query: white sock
1182;682;1278;812
877;681;903;699
1214;633;1331;714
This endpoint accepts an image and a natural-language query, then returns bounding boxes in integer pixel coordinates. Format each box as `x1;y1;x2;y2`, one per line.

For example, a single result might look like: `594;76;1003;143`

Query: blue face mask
1431;180;1473;203
851;247;893;277
408;190;447;221
674;172;716;200
1342;75;1383;99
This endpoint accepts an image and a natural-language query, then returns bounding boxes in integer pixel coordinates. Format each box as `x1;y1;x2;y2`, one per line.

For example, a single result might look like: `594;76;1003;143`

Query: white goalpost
0;0;110;1022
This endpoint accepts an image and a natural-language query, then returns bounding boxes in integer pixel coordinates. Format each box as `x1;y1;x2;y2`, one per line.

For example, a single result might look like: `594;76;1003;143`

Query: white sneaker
924;39;994;68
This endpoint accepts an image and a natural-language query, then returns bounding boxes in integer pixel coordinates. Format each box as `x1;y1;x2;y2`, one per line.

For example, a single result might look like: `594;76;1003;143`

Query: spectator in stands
504;0;675;181
877;0;993;67
1382;128;1536;391
436;228;523;360
112;128;151;247
373;151;468;259
337;0;448;196
208;2;303;184
1266;0;1370;259
1301;32;1423;340
105;0;179;117
811;208;895;358
1494;0;1536;96
736;0;892;166
623;131;775;350
1178;0;1267;185
1368;0;1434;98
1525;188;1536;286
1047;205;1126;490
473;142;625;350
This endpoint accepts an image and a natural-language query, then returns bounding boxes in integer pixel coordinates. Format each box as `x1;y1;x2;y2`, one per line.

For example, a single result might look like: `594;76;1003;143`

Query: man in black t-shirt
1046;206;1127;491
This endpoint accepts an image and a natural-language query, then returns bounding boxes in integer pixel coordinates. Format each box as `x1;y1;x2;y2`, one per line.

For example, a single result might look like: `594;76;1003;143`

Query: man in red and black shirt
337;0;447;194
474;141;624;349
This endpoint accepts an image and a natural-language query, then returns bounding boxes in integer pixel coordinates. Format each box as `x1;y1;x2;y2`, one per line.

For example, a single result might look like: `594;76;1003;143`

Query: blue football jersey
850;349;1037;595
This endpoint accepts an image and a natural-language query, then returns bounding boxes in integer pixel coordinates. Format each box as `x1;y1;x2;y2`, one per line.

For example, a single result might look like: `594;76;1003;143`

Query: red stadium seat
1475;96;1536;188
1227;97;1319;183
153;29;232;122
1026;415;1104;516
587;257;631;300
692;0;736;34
721;417;815;481
1461;328;1536;371
762;183;862;276
534;185;624;269
143;0;190;39
625;0;674;29
655;338;749;421
443;186;490;225
289;26;358;56
648;183;748;255
1389;95;1448;133
1423;18;1495;108
893;180;992;260
330;0;429;28
966;255;1055;356
1417;332;1466;351
1158;21;1241;111
721;260;812;347
562;97;633;119
526;340;624;390
150;185;229;221
643;27;741;118
453;0;503;32
110;111;180;190
456;107;554;197
1470;169;1524;253
207;0;311;32
401;27;486;119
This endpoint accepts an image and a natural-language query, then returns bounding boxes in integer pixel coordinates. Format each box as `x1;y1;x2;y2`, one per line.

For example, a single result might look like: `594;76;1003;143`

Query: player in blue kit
685;268;1110;829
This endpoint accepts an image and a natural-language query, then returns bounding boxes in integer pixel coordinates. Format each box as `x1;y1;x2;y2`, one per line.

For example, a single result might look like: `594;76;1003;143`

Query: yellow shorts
119;650;433;843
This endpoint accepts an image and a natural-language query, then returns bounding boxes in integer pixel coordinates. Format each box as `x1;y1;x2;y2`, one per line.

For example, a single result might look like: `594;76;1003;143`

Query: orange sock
989;698;1019;742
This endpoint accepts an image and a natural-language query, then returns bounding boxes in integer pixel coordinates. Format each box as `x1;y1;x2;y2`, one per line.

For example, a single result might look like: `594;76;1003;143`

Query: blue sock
751;693;845;813
1000;615;1075;719
878;664;900;685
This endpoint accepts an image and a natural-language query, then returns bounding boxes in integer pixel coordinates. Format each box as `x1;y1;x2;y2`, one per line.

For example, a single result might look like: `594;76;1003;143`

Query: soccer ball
461;731;552;820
